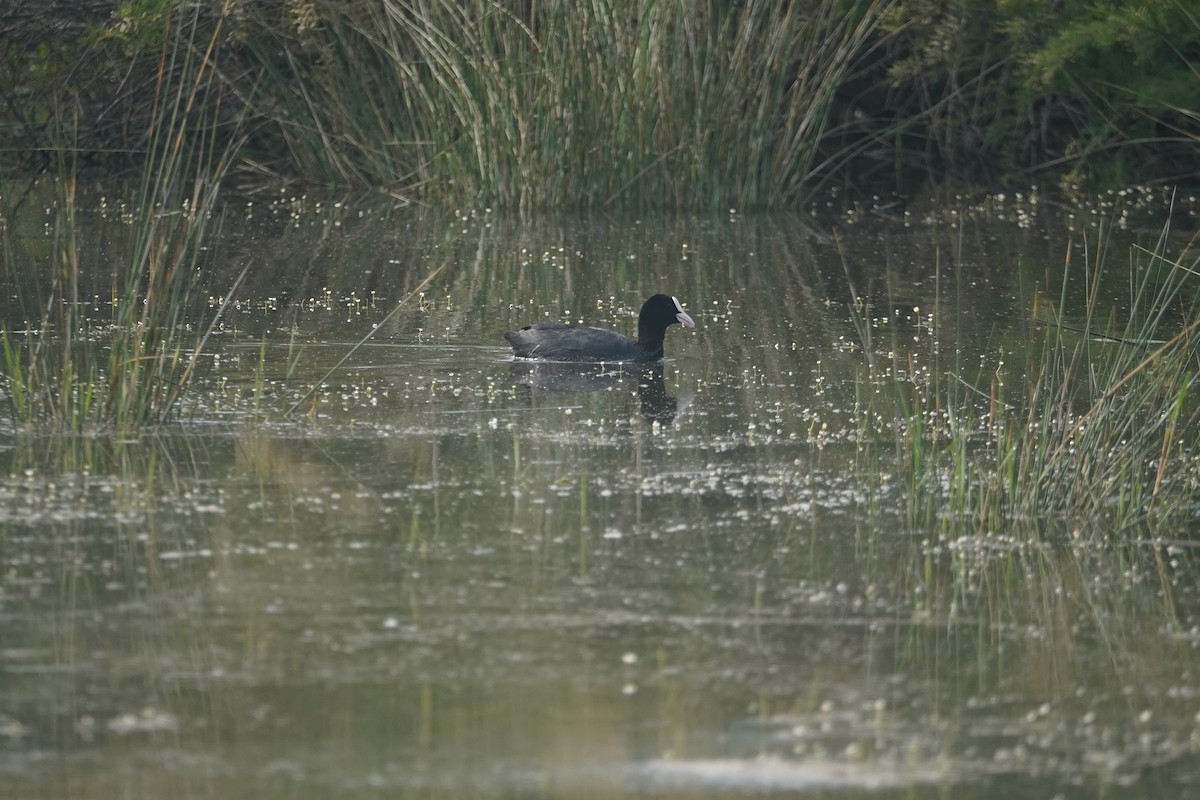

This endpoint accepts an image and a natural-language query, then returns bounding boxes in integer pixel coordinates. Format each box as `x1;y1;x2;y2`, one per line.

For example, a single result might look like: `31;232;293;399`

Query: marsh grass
853;218;1200;539
0;6;243;434
245;0;888;210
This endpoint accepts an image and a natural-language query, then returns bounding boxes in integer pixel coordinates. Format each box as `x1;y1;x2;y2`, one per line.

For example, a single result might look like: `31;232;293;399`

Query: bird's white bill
672;296;696;328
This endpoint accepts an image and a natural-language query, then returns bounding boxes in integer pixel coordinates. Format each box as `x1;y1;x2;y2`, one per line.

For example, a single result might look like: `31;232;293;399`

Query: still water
1;197;1198;798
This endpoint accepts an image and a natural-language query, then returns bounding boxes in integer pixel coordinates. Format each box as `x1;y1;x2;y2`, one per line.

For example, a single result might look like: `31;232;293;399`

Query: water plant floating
505;294;695;362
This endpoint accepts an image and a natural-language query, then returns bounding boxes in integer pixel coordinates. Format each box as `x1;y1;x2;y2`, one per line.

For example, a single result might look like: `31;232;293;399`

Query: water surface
1;200;1197;799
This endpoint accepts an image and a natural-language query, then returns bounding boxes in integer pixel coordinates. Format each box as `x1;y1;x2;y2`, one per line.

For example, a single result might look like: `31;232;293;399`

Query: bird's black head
635;294;695;356
639;294;695;332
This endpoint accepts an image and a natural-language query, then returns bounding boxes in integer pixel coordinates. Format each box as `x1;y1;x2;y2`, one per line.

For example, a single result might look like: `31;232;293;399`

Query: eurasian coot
504;294;694;362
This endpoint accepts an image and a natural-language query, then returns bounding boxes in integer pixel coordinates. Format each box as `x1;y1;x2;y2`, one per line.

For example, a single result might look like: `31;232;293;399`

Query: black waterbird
504;294;695;362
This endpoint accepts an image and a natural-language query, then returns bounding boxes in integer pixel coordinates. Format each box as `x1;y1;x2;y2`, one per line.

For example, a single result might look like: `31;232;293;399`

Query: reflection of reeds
1;6;243;433
853;217;1200;537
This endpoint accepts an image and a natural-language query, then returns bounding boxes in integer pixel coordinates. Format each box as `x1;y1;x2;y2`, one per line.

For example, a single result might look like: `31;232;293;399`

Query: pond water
1;194;1198;799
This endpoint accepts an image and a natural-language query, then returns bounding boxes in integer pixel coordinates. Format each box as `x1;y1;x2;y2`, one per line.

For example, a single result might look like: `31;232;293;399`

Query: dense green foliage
1;0;1196;206
870;0;1200;190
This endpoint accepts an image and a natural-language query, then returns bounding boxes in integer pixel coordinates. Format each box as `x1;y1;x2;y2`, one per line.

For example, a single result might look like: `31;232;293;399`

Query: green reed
0;5;242;433
853;218;1200;538
990;222;1199;530
245;0;887;210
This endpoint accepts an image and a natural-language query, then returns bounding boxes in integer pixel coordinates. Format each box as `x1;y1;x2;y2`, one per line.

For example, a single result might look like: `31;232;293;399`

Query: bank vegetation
1;0;1197;209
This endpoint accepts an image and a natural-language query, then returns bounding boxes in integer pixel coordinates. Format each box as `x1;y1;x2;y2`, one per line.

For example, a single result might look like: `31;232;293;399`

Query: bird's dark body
504;294;694;363
504;323;652;361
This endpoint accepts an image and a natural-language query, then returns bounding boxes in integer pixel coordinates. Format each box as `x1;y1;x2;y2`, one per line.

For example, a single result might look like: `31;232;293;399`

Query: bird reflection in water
508;362;692;426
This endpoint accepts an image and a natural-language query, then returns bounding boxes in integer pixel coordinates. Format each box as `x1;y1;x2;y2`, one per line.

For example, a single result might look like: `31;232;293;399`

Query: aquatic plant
852;217;1200;537
0;5;243;432
240;0;888;210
